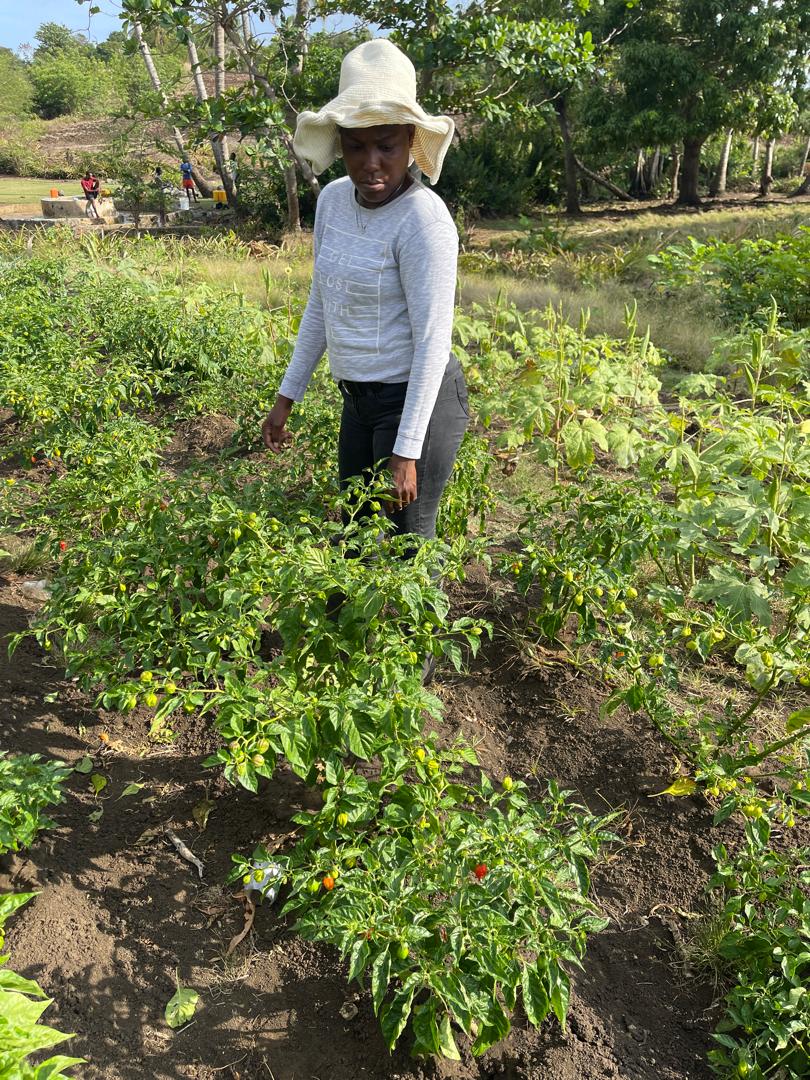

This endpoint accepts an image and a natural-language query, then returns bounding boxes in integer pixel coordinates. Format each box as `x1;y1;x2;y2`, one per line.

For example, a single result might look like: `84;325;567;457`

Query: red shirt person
80;172;101;219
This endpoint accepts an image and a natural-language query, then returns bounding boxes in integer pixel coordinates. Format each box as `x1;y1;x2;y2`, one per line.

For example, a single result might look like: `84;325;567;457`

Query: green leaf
625;682;645;712
784;559;810;595
347;938;370;983
0;892;37;928
73;757;93;774
521;963;550;1027
399;582;423;617
471;997;510;1056
165;980;199;1029
89;774;107;796
607;422;644;468
33;1055;85;1079
379;983;416;1050
410;999;441;1057
786;708;810;734
370;949;390;1016
548;964;570;1029
118;782;144;799
562;420;596;469
0;967;48;997
691;568;771;626
437;1012;461;1060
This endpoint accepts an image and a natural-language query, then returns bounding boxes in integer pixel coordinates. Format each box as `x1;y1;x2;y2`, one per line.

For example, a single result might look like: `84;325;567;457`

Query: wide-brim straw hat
293;39;455;185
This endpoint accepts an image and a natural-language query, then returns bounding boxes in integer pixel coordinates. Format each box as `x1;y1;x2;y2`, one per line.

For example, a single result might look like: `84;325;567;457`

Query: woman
262;39;468;544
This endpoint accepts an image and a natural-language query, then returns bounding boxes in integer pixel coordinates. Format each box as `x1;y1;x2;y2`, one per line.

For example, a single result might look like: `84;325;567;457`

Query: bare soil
1;562;727;1080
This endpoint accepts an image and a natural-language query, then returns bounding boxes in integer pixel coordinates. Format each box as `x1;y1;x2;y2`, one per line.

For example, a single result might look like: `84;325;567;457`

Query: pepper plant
0;753;70;855
231;745;616;1058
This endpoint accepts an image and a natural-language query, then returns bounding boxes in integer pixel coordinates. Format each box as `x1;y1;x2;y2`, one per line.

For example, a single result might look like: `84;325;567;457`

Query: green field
0;177;81;206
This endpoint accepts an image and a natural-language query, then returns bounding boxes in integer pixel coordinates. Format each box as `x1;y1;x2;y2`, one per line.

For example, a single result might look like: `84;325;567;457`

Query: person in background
228;151;238;189
80;170;101;221
180;157;198;202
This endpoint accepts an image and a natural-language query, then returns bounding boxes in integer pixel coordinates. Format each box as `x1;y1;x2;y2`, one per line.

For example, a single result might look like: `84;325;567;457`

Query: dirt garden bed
0;561;726;1080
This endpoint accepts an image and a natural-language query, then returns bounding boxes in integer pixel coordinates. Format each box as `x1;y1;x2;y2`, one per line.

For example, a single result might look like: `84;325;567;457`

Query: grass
189;200;799;370
471;199;809;252
0;177;81;207
194;254;312;308
458;274;722;370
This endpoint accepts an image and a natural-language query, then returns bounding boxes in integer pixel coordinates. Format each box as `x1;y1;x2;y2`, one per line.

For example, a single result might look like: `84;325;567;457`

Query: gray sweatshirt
277;175;458;458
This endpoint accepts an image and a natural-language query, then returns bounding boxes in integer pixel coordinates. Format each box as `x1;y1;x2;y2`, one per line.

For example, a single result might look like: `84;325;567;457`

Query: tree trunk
646;146;661;190
676;138;703;205
186;34;235;205
791;135;810;196
291;0;310;77
798;134;809;178
758;138;775;197
240;11;255;85
669;144;681;199
752;135;760;167
709;128;733;197
284;163;301;231
213;12;226;97
635;147;648;196
574;156;633;200
131;20;212;196
554;97;580;214
213;8;234;204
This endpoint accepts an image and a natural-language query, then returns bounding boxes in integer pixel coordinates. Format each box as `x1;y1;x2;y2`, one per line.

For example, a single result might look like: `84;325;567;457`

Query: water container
179;196;190;211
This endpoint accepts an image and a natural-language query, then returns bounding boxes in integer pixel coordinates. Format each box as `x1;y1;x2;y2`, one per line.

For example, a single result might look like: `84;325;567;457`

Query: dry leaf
192;797;215;831
226;893;256;956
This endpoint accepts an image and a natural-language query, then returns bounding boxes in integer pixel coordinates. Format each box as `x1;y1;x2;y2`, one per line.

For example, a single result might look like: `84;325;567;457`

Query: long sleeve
392;221;458;458
278;217;327;401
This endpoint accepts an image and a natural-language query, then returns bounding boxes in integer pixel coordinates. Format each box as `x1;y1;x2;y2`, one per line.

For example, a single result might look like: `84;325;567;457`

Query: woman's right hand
262;396;294;452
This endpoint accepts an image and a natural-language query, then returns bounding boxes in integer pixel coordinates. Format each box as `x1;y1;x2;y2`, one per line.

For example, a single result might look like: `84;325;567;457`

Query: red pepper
474;863;488;880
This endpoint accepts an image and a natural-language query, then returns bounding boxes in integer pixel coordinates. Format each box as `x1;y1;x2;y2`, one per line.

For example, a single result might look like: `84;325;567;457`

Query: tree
0;48;33;120
34;22;93;58
30;51;113;119
601;0;810;206
342;0;598;212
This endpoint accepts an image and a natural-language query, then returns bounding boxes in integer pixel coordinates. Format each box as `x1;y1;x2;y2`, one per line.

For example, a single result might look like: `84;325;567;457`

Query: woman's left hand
387;454;417;512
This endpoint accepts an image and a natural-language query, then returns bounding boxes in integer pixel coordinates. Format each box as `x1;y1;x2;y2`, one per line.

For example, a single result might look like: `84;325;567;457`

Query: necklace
354;175;410;232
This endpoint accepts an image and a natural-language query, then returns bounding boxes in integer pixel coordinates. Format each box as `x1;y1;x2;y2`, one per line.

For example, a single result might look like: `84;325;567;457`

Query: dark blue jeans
337;355;469;540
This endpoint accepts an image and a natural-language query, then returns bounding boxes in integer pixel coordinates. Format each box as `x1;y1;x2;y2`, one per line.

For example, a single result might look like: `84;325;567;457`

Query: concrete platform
41;196;115;220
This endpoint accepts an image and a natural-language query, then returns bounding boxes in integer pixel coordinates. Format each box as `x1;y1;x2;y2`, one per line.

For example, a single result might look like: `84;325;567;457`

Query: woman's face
338;125;414;206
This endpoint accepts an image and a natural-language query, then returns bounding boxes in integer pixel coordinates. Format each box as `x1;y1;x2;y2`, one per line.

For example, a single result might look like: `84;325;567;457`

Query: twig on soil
226;892;257;956
165;829;205;878
210;1053;250;1072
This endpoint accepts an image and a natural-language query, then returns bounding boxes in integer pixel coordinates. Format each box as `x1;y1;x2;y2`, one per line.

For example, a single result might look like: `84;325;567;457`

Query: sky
0;0;123;53
0;0;358;54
